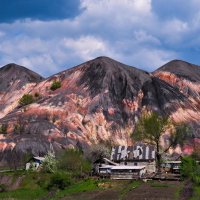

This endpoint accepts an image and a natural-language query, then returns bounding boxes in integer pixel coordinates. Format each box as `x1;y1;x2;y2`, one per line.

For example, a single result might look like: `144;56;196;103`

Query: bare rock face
154;60;200;134
0;57;199;166
0;63;44;118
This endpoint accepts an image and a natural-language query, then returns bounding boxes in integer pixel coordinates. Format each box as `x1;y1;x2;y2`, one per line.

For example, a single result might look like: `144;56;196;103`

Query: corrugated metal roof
111;143;156;161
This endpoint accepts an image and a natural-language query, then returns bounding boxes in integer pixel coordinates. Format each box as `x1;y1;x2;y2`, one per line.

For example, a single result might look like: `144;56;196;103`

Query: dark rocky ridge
78;56;150;98
0;63;44;92
155;60;200;82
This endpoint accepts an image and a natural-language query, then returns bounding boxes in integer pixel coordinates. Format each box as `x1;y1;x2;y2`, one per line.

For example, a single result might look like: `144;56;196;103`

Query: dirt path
179;180;193;200
125;181;181;200
62;189;119;200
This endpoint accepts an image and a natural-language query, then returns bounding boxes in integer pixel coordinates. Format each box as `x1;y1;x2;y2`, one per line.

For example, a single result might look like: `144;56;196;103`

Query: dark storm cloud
0;0;81;23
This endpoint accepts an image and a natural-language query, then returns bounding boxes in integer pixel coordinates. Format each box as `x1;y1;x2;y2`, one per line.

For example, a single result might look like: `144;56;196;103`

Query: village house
25;156;45;170
110;165;146;179
110;143;156;174
94;157;147;179
93;143;156;179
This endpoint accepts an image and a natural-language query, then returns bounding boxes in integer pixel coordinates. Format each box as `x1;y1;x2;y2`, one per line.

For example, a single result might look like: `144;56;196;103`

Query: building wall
119;161;156;174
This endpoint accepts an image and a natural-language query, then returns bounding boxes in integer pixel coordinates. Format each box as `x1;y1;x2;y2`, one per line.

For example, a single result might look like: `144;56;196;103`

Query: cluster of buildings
94;143;181;179
25;142;182;180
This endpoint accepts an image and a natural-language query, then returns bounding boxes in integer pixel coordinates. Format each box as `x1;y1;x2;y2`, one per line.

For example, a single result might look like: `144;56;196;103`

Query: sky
0;0;200;76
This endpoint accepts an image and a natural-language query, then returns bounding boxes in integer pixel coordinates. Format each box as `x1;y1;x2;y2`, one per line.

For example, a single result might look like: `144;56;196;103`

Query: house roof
103;158;119;166
111;165;146;170
33;156;45;161
164;161;181;164
111;143;156;161
99;165;146;170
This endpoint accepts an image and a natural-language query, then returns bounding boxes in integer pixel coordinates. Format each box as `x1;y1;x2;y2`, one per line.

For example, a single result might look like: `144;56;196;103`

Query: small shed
26;156;45;170
110;165;146;180
93;157;119;175
162;161;181;174
98;165;113;177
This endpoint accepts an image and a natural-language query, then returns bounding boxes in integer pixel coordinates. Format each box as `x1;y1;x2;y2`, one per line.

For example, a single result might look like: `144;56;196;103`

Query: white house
110;143;156;174
25;156;45;170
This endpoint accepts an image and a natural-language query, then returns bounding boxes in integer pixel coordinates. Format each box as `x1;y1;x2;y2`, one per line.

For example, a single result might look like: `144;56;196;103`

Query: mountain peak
0;63;44;92
154;59;200;82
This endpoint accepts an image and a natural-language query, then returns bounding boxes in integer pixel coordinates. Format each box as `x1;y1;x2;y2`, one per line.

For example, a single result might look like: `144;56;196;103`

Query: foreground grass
190;185;200;200
0;188;47;200
149;181;170;188
174;181;184;200
0;171;48;199
0;172;106;200
0;172;184;200
53;178;100;199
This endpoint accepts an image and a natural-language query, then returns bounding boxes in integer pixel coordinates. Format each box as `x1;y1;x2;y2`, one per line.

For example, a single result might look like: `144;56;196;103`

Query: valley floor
0;172;196;200
62;181;184;200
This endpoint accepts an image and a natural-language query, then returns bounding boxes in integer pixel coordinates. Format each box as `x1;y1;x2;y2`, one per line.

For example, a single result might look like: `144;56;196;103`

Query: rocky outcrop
154;60;200;136
0;63;44;118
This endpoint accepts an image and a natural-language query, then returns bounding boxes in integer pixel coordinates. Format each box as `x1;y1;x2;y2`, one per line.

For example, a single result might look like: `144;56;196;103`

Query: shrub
50;80;61;91
0;184;7;192
86;144;110;162
58;149;91;176
180;156;200;185
19;94;34;106
47;172;72;190
0;124;8;134
42;152;58;173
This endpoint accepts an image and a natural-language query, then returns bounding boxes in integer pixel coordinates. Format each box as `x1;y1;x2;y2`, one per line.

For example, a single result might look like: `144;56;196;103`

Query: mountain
154;60;200;133
0;63;44;118
155;60;200;82
0;57;199;166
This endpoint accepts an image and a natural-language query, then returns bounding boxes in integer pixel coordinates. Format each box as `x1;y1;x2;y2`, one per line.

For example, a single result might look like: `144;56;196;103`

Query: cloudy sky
0;0;200;76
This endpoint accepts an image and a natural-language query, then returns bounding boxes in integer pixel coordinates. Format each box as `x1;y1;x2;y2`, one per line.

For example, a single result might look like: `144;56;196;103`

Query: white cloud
63;36;108;60
130;48;177;71
133;30;161;45
0;0;199;75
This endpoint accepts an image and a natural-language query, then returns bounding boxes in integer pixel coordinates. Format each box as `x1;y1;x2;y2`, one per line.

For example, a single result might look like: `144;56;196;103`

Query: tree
42;151;58;173
50;80;61;91
86;144;111;162
19;94;34;106
180;156;200;184
132;112;192;171
58;149;91;176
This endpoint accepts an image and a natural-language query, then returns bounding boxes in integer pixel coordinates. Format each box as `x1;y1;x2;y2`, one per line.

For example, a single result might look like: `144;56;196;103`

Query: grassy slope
0;172;185;200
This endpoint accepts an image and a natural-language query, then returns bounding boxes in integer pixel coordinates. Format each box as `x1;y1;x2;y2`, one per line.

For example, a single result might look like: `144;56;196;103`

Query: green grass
190;185;200;200
0;171;99;200
54;178;99;199
150;182;170;188
0;188;47;200
0;171;49;199
174;181;184;200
